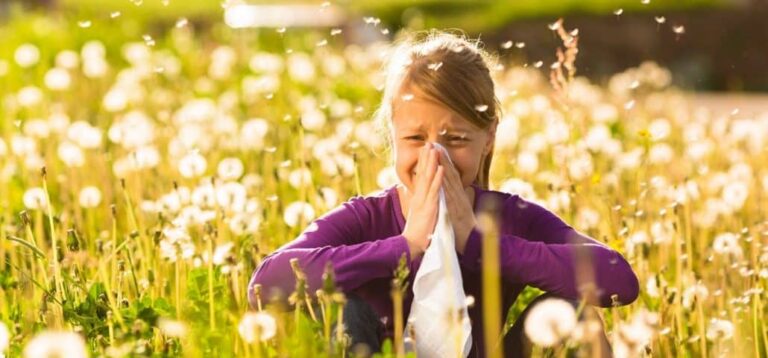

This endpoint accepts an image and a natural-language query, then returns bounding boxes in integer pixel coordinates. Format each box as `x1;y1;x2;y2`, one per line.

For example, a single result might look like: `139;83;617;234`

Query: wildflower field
0;3;767;357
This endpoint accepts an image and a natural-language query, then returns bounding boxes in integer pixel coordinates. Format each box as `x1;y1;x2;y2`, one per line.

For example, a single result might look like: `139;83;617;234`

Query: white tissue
405;142;472;358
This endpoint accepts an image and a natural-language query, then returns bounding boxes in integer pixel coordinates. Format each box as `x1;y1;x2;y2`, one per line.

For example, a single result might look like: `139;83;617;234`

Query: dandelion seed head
283;201;315;227
23;330;87;358
0;321;9;352
523;298;577;347
501;41;514;49
23;187;48;211
178;152;207;178
217;157;244;181
706;318;734;341
239;311;277;343
158;318;187;338
14;43;40;68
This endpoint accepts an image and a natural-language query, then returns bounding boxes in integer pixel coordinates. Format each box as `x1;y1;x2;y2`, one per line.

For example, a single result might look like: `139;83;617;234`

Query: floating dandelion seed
655;16;666;24
625;100;636;109
570;28;579;36
515;42;526;48
730;108;739;116
630;80;641;89
320;1;330;8
161;0;169;5
672;25;686;34
142;34;155;47
265;146;277;153
78;20;92;28
266;194;278;201
381;28;390;35
427;62;443;71
276;27;286;34
330;28;342;36
363;17;381;26
439;128;448;135
316;39;328;47
110;11;121;18
131;0;143;6
501;41;514;49
401;93;414;101
548;21;561;31
475;104;489;112
175;18;188;28
642;0;650;4
614;8;624;16
550;62;561;70
533;61;544;68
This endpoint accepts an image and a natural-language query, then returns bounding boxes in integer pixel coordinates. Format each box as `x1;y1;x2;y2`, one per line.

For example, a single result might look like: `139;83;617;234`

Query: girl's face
391;85;497;193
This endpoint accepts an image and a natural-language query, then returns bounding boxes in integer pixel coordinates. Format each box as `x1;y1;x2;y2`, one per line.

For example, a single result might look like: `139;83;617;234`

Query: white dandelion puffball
0;321;9;352
377;166;398;189
23;330;88;358
23;187;48;210
288;167;312;189
57;141;85;167
158;318;188;338
713;232;743;257
238;311;277;343
178;152;207;178
44;67;72;91
523;298;577;347
283;201;315;228
217;157;244;181
706;318;734;341
79;186;102;208
15;43;40;68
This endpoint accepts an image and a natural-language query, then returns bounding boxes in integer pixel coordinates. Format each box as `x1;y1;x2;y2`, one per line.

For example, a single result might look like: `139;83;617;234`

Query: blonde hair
372;29;501;189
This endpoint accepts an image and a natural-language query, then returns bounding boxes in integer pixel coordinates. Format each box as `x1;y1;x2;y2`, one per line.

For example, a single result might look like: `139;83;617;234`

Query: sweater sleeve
248;198;412;308
457;195;639;307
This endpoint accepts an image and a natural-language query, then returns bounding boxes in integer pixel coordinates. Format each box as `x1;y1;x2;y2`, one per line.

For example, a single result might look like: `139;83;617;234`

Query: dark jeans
335;293;612;358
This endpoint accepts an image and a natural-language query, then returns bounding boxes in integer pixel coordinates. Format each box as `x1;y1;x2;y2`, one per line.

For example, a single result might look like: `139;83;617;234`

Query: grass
0;4;767;358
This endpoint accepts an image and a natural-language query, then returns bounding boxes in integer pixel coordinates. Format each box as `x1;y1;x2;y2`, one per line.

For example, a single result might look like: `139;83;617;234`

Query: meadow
0;4;766;357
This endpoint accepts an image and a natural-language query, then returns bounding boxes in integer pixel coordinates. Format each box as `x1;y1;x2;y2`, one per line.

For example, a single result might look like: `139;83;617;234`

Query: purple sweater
249;183;639;356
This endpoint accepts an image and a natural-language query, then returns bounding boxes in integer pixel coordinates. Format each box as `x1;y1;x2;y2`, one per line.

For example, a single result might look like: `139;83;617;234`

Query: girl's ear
484;121;498;155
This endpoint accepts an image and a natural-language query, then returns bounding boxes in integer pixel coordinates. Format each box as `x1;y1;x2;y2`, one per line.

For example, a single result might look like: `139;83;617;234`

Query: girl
249;30;639;357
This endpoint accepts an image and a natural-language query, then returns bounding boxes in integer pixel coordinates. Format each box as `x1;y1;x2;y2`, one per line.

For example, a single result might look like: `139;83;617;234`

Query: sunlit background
0;0;767;357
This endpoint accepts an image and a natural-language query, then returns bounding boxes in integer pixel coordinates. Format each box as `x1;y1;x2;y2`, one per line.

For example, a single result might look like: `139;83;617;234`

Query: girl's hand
436;148;478;254
402;143;445;258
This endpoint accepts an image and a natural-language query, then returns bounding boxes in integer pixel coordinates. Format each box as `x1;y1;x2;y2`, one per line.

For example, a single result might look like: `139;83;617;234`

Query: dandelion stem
479;210;504;358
